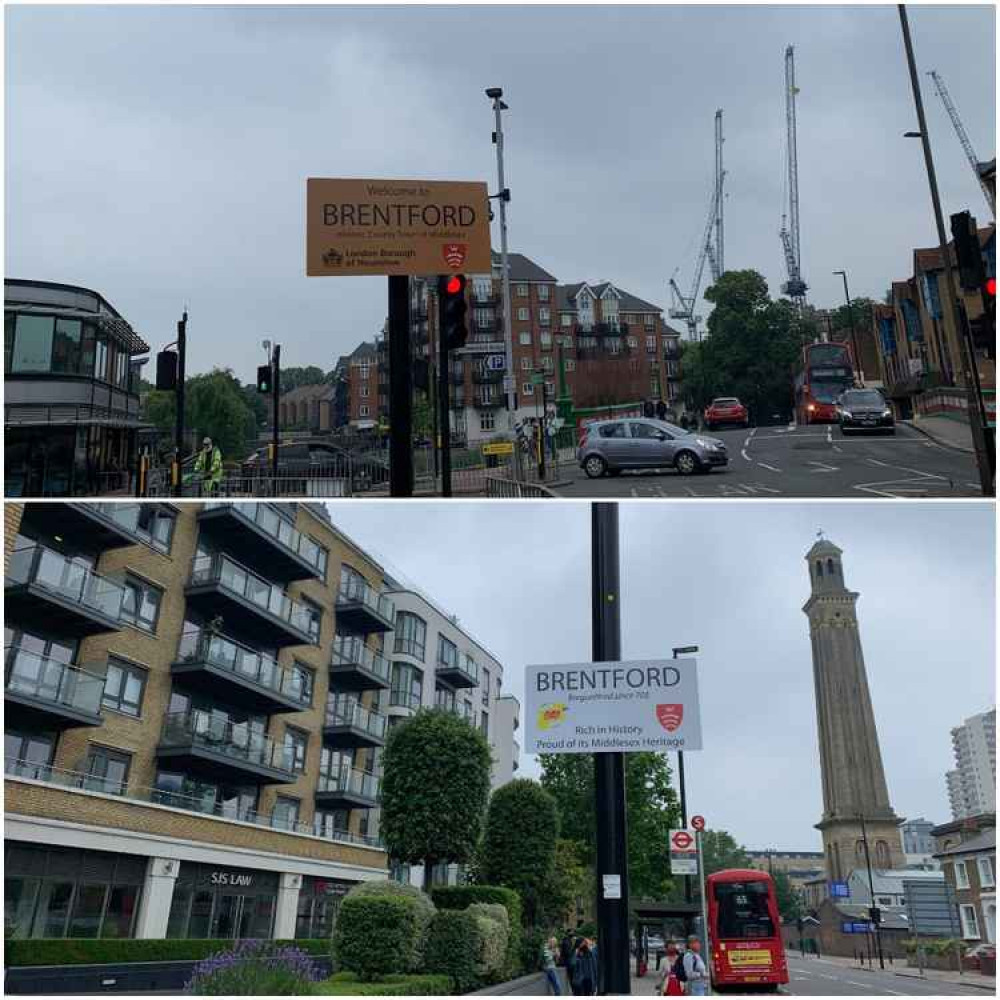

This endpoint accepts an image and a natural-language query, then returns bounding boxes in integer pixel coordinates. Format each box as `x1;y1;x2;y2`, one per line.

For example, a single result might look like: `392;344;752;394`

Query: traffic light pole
898;4;994;497
388;275;414;497
591;503;631;996
438;301;452;498
857;813;885;970
173;310;187;498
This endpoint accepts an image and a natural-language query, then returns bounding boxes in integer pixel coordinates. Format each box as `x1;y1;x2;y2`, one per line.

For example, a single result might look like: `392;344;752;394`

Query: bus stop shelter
632;901;703;969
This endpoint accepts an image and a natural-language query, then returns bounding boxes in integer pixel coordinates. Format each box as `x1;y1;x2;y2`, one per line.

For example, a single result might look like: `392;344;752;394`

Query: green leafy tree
242;384;268;434
142;389;176;435
380;709;493;891
771;869;804;922
536;838;592;930
479;779;558;926
279;365;327;391
186;369;257;458
540;752;681;900
700;829;752;876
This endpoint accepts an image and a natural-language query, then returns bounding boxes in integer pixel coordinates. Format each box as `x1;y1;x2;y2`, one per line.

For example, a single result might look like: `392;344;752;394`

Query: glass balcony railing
437;651;479;685
6;543;124;621
317;767;381;802
4;757;382;848
325;695;387;741
175;631;310;706
388;689;422;711
337;577;396;625
189;553;313;635
331;636;391;684
5;646;105;716
202;503;326;573
159;710;294;774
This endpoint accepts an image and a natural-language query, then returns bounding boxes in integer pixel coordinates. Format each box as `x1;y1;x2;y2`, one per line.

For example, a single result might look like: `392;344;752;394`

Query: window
5;730;56;776
136;507;175;553
713;880;775;940
645;314;655;329
522;383;534;396
960;903;981;939
955;861;971;889
875;840;891;868
516;283;528;297
632;422;669;440
359;405;370;417
519;331;532;346
480;410;495;432
482;668;491;706
538;285;550;301
598;422;627;438
541;357;554;373
302;598;322;643
272;796;301;832
102;658;147;717
436;685;456;713
121;575;162;633
539;307;550;325
646;336;656;353
390;661;423;710
83;746;131;795
10;315;55;372
438;635;458;670
360;385;369;397
540;332;552;348
977;857;994;888
517;307;530;322
283;726;309;773
480;711;489;737
561;314;572;328
521;357;532;371
627;336;638;349
290;661;315;705
566;360;576;372
394;612;427;660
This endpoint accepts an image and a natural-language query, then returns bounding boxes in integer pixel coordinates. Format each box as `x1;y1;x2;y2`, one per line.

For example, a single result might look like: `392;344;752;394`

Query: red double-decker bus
706;869;788;992
794;341;856;424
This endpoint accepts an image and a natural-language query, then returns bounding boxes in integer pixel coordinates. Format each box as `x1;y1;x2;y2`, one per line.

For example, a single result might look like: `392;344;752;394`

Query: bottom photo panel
3;499;995;999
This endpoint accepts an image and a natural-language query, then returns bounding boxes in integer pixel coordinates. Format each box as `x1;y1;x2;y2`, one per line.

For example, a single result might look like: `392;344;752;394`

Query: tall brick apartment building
4;501;515;941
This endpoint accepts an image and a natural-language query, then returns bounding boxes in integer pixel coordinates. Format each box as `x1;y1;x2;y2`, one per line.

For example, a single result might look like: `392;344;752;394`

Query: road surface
556;423;983;498
782;954;990;995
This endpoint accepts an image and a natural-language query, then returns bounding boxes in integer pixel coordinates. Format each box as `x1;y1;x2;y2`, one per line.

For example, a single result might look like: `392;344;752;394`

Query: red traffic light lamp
986;277;996;298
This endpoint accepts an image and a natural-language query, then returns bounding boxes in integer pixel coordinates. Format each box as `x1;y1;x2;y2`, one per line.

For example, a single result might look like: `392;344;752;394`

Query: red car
704;397;749;430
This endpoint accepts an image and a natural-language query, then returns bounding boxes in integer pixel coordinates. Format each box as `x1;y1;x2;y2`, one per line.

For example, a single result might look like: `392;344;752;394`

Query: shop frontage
165;862;280;939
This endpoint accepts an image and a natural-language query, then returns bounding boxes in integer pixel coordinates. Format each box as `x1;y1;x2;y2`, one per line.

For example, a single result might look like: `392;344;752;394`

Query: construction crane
779;44;807;306
927;69;995;216
669;111;725;340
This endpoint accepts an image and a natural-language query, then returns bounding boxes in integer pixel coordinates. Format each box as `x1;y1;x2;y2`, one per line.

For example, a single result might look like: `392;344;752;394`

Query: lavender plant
185;939;323;995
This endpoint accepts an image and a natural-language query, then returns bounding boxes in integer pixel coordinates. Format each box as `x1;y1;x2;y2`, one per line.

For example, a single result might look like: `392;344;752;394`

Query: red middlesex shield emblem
656;704;684;732
443;243;467;269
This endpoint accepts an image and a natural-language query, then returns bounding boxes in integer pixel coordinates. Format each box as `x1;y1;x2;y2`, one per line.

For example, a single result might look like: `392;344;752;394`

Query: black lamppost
833;270;862;383
857;813;885;969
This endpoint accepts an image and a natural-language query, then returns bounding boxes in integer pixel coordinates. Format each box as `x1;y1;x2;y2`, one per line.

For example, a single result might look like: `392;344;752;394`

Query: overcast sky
5;4;995;383
327;500;995;851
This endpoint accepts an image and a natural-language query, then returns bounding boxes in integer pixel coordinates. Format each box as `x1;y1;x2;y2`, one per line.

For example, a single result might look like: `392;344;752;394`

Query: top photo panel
4;4;995;501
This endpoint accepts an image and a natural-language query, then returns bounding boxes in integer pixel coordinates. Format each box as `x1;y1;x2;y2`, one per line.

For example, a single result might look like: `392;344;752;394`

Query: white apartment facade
947;709;997;820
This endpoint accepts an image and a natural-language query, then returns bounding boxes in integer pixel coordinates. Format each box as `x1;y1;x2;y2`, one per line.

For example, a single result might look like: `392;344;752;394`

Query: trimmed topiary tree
332;894;422;982
467;903;509;981
479;778;559;926
432;885;522;979
380;709;493;891
425;909;484;993
343;881;435;972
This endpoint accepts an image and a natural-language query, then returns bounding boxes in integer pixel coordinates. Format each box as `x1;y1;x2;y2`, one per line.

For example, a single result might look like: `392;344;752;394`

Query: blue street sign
485;354;506;371
841;921;873;934
829;881;850;898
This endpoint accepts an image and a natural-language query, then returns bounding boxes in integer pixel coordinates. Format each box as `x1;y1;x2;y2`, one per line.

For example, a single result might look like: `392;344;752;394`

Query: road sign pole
697;831;710;963
388;276;413;497
673;647;692;905
438;278;452;498
591;503;631;996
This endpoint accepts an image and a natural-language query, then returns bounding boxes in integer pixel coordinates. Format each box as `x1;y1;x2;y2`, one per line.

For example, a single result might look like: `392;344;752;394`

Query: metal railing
325;695;387;741
337;576;396;625
189;553;314;636
437;652;479;685
76;502;171;551
4;757;382;848
203;502;327;572
175;630;311;706
6;542;125;620
5;646;105;715
331;636;391;685
483;475;558;498
389;689;422;711
317;766;381;802
159;710;296;774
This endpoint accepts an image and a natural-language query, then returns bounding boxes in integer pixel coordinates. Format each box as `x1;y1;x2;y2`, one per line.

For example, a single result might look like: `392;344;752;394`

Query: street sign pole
437;278;452;498
696;830;709;960
591;503;631;995
672;645;698;905
388;276;413;497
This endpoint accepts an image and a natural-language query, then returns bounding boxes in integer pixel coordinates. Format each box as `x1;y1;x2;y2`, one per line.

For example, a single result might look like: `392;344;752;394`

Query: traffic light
950;211;986;292
257;363;273;393
438;274;468;351
155;350;177;391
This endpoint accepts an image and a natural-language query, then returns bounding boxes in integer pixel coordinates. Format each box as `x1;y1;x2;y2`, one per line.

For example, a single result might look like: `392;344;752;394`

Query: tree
700;829;752;876
279;365;328;391
186;369;257;458
771;869;804;922
540;752;681;900
380;709;493;891
142;389;176;436
479;779;558;926
536;838;592;930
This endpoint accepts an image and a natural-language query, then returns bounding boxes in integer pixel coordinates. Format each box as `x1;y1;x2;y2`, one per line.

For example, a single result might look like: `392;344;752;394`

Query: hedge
467;903;509;980
425;910;483;994
315;972;454;995
344;881;434;972
432;885;522;977
3;938;329;968
333;895;422;981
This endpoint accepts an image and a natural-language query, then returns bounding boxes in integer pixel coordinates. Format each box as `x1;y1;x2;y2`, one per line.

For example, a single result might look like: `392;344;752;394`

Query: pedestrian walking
658;943;684;996
682;936;709;996
542;937;562;995
560;931;575;970
643;399;656;418
571;938;598;996
656;399;668;421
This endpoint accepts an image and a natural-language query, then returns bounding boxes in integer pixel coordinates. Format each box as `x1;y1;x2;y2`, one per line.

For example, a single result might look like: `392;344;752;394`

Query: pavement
556;421;984;498
903;414;976;454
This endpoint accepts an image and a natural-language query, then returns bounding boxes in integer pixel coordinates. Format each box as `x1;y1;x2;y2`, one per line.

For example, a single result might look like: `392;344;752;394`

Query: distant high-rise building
802;536;906;881
946;709;996;820
902;817;937;856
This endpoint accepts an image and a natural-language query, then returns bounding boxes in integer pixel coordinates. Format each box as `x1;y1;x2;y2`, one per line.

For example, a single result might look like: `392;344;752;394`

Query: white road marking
757;462;782;473
832;445;843;453
826;426;833;443
741;448;752;462
807;460;839;472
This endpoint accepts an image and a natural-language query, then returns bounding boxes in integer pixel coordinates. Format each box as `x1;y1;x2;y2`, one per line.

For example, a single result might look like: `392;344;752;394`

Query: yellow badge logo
537;703;568;730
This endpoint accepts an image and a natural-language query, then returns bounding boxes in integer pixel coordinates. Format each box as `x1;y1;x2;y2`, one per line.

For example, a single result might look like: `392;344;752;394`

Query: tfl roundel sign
671;830;695;851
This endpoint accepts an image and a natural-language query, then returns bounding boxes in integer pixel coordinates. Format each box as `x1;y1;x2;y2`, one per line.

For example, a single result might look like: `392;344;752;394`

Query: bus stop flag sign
670;828;699;875
524;658;701;755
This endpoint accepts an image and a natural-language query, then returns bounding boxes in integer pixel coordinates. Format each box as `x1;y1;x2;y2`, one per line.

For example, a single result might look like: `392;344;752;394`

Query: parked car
704;397;750;429
577;418;728;478
836;388;895;435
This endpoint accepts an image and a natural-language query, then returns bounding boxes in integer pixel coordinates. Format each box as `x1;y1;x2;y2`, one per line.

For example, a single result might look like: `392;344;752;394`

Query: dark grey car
837;389;895;435
576;418;728;478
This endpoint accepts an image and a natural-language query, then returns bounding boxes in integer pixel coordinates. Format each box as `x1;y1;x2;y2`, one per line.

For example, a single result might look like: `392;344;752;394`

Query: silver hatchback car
576;418;728;478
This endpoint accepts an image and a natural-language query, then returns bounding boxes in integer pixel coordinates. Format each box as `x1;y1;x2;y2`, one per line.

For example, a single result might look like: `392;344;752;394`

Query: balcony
437;652;479;689
185;553;315;648
330;636;391;692
336;579;395;635
323;695;387;749
473;369;503;385
315;767;381;810
23;503;161;553
5;646;104;729
5;543;124;636
198;503;326;583
157;710;296;784
474;393;503;409
172;630;311;714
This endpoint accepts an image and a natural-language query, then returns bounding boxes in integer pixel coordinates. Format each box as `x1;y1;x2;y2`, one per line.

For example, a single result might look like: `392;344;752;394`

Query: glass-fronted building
4;279;149;496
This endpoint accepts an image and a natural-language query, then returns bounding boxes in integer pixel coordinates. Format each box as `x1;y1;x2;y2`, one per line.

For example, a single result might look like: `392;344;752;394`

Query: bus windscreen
713;881;776;940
